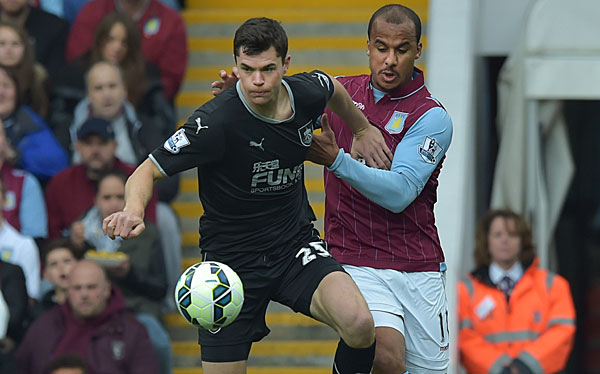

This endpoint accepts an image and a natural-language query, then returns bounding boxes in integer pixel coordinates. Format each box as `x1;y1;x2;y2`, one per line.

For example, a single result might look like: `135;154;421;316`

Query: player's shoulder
285;70;332;91
335;74;371;88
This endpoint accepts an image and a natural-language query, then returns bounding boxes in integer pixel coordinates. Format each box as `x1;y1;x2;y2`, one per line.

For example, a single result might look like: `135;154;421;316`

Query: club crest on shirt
164;128;190;154
111;340;125;360
298;121;313;147
3;191;15;210
385;111;409;134
418;136;443;164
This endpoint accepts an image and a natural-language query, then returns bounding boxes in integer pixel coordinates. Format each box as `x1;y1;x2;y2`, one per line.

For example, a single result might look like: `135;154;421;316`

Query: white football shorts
344;265;450;374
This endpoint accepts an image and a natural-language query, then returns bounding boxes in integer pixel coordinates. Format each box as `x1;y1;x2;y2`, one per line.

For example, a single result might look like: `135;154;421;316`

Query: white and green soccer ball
174;261;244;330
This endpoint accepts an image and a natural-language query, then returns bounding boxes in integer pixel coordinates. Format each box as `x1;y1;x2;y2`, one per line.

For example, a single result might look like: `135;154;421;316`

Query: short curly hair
474;209;536;267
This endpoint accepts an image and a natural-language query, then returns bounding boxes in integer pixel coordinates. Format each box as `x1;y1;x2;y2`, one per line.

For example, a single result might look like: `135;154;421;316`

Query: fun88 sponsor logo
250;160;303;193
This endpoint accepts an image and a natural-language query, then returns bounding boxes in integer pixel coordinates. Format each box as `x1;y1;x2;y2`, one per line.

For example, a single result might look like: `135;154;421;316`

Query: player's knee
341;310;375;348
373;344;406;374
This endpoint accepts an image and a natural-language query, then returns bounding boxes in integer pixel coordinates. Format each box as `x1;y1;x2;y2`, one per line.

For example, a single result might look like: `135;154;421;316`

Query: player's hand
351;125;392;170
211;68;239;96
102;210;145;240
307;114;339;166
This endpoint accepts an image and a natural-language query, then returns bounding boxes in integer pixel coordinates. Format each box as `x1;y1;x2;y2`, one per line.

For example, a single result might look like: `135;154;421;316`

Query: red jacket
458;258;575;373
66;0;187;99
45;158;157;239
16;286;158;374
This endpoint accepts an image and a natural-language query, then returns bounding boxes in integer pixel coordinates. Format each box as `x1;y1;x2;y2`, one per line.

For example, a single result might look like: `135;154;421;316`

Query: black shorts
198;232;344;362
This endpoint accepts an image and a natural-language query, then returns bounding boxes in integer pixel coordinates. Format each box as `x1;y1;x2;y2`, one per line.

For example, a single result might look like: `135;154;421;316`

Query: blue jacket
4;106;68;181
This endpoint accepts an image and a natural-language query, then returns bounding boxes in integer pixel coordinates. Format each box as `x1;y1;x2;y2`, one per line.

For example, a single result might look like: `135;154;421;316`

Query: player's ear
415;41;423;60
283;55;291;74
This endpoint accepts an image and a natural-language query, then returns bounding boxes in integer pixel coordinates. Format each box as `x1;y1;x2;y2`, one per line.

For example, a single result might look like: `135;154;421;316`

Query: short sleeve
150;107;226;176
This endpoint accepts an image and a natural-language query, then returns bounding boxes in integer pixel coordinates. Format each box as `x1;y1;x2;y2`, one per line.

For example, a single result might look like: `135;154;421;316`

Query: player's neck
248;83;292;121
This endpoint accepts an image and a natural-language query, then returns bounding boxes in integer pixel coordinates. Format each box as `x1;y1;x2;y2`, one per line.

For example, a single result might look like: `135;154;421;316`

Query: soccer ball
174;261;244;330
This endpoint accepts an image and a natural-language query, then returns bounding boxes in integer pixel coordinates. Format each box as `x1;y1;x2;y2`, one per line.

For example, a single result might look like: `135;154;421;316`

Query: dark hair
367;4;422;43
0;175;4;195
42;238;82;265
97;170;128;191
91;12;147;107
233;17;288;63
44;353;88;374
474;209;536;267
0;64;20;111
0;21;48;117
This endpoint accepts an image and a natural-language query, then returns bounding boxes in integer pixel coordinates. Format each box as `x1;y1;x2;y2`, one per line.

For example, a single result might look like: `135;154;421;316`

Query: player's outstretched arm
103;158;164;240
326;76;393;169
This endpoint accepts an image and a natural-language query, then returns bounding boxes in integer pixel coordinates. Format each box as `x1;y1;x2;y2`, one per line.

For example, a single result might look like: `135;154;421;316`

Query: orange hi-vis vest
458;258;575;374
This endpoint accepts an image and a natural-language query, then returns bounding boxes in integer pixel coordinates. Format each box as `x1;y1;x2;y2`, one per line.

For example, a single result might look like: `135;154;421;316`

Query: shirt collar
489;261;523;285
369;67;425;101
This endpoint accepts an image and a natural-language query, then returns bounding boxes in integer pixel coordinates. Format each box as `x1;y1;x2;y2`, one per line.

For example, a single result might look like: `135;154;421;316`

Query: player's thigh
201;361;247;374
309;270;372;333
402;271;450;373
272;239;372;344
373;326;406;374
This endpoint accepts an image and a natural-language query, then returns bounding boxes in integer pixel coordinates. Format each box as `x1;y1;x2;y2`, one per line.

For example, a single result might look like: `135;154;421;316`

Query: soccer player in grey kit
103;17;396;374
309;4;454;374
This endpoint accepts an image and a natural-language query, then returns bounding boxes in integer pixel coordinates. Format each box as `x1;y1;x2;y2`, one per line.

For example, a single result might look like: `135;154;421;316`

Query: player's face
0;26;24;67
95;175;125;219
102;22;128;64
44;248;77;291
76;135;117;175
488;217;521;269
236;46;290;108
87;63;126;120
68;261;111;319
367;18;422;92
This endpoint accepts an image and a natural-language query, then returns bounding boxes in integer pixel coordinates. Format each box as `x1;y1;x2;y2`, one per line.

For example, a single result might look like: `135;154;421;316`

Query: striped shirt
323;68;452;272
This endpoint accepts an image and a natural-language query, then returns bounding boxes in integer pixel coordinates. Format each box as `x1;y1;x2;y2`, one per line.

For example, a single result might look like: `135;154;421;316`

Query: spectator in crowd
44;353;88;374
0;0;69;80
458;209;576;374
66;0;187;100
45;117;157;240
31;239;80;318
72;171;171;374
0;176;40;300
70;61;168;166
0;260;28;374
0;66;68;182
0;124;47;241
0;21;48;118
91;12;174;129
16;259;159;374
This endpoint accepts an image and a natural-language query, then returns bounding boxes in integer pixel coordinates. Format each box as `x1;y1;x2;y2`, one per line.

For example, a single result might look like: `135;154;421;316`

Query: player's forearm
326;78;370;135
124;158;163;219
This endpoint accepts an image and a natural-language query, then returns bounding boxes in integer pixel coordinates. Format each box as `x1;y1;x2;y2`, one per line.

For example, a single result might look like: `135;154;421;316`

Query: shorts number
439;310;450;343
295;241;331;266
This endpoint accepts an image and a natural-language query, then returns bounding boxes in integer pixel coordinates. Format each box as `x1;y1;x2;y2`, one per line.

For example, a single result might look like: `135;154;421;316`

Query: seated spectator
0;176;40;300
16;259;159;374
0;124;47;241
0;21;49;118
73;171;172;374
0;66;68;182
0;260;28;374
0;0;69;81
45;117;157;240
90;12;174;134
31;239;80;319
43;0;181;24
458;209;576;374
71;61;167;166
44;353;88;374
66;0;187;100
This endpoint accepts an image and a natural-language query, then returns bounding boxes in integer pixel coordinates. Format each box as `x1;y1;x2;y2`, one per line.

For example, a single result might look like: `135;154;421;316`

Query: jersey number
439;310;450;343
295;241;331;266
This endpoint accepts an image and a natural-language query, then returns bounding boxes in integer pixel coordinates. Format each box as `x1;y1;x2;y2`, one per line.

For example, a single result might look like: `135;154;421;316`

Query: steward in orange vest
458;210;575;374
